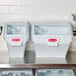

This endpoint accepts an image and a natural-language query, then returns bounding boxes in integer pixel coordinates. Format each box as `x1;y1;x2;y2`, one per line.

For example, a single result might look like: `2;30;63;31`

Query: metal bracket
0;26;2;35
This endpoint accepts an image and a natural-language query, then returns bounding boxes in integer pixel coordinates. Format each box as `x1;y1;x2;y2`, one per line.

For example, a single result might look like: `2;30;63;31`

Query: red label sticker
11;38;21;42
48;39;57;42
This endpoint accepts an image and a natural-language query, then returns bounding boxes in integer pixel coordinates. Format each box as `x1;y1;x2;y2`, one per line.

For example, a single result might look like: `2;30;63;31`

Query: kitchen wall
0;0;76;51
0;0;76;22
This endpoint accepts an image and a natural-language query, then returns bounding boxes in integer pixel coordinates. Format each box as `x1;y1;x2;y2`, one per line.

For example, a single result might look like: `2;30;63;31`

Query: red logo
11;38;21;42
48;39;57;42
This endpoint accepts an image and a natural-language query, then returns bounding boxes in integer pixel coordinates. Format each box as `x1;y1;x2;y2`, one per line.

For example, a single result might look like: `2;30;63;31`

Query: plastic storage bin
35;69;75;76
32;22;73;64
2;69;33;76
3;22;29;64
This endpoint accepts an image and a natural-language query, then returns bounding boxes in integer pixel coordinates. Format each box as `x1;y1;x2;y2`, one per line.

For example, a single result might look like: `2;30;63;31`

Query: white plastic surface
32;22;73;63
35;44;70;64
4;22;29;44
32;22;73;43
3;22;29;63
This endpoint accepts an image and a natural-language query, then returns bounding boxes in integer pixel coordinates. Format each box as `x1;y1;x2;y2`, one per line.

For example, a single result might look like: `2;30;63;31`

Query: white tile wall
22;0;33;6
9;6;33;15
33;0;48;6
0;0;21;5
0;0;75;22
9;14;33;22
0;14;10;22
0;6;8;13
8;5;34;21
33;0;76;18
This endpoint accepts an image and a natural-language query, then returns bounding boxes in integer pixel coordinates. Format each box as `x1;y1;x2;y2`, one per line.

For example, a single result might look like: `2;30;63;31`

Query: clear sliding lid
34;22;72;35
7;24;26;35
